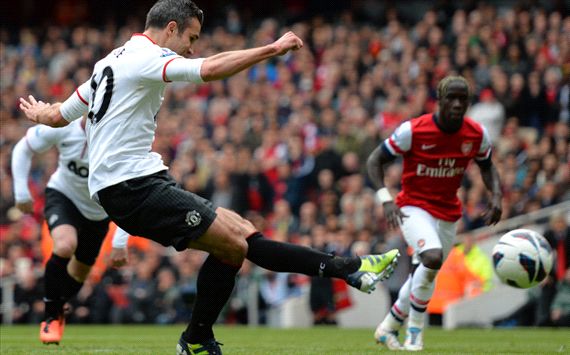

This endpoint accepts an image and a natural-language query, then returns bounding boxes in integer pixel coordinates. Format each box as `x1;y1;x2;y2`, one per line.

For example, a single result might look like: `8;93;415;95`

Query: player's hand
383;201;408;229
19;95;50;123
273;31;303;55
109;247;128;268
482;194;502;225
15;201;34;214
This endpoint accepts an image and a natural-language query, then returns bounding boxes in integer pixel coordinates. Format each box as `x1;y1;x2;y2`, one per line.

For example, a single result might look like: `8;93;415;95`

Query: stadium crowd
0;1;568;326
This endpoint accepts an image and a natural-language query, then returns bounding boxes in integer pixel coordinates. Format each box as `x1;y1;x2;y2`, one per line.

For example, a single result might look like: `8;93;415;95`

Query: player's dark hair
437;75;471;99
145;0;204;31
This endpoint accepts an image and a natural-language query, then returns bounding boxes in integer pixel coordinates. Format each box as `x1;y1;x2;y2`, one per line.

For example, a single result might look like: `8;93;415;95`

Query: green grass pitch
1;325;568;354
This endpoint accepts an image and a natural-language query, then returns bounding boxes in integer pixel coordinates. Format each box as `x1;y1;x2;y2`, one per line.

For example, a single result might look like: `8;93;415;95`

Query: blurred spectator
520;71;551;133
12;268;43;324
153;267;182;324
558;63;569;124
125;262;157;323
550;268;570;327
268;199;299;240
259;271;300;326
230;147;274;215
309;225;337;325
544;213;570;283
466;88;505;143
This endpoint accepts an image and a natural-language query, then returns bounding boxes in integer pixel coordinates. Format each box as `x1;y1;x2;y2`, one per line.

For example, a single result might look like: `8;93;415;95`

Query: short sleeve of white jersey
383;121;412;156
60;81;90;122
163;57;205;83
475;125;492;160
140;50;204;84
25;125;63;153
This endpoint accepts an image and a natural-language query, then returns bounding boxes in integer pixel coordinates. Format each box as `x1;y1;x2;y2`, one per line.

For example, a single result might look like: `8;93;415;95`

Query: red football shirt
384;113;491;221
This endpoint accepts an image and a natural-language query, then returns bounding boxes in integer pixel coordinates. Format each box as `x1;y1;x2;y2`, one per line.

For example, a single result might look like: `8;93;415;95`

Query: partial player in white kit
18;1;399;353
11;117;130;345
367;75;503;351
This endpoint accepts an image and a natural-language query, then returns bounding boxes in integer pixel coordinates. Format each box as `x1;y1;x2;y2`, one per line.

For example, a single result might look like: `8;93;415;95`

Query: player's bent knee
215;241;246;266
52;243;76;258
420;249;443;269
51;229;78;258
227;237;248;262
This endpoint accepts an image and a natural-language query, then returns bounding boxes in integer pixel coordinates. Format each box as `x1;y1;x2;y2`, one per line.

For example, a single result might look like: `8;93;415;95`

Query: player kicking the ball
367;75;502;351
11;116;130;345
18;1;399;353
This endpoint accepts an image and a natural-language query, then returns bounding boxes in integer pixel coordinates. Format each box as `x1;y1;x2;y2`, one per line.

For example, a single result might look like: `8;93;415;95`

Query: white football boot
374;324;403;350
403;327;424;351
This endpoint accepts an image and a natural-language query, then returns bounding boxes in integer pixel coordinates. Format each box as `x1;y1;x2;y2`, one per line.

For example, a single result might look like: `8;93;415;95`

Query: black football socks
184;255;240;343
44;254;70;319
246;232;360;279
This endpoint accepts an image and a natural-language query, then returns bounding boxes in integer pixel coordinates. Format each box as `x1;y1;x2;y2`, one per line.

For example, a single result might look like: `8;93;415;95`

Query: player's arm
109;226;130;268
475;126;502;225
476;156;502;225
367;143;396;191
366;142;407;229
11;137;36;213
19;82;90;127
18;96;68;127
11;125;63;213
165;31;302;83
200;31;302;81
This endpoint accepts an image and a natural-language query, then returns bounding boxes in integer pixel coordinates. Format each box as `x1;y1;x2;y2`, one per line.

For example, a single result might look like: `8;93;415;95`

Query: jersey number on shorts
88;66;114;124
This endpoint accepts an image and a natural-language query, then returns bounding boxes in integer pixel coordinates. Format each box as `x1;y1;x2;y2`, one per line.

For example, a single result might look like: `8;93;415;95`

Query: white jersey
59;34;205;197
12;120;108;220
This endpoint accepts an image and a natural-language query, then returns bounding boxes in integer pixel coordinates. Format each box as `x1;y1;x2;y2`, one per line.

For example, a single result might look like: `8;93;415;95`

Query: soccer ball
491;229;553;289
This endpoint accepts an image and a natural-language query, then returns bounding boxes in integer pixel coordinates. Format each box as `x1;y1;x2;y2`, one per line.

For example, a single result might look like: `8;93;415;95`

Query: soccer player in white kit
18;1;399;353
11;116;130;345
367;76;503;351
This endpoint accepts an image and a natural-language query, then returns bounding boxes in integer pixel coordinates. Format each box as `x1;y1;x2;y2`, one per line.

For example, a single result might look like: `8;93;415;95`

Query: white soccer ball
492;228;553;289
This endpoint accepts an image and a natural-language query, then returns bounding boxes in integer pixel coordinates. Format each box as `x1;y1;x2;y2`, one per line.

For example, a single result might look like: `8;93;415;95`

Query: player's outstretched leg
245;232;399;293
345;250;400;293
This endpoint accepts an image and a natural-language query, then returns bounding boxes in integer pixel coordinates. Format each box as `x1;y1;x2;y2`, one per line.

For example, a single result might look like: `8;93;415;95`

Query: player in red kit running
367;75;502;351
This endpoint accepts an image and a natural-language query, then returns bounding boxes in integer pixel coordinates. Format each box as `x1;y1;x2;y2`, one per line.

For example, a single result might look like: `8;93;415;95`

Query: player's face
438;81;469;131
168;17;201;57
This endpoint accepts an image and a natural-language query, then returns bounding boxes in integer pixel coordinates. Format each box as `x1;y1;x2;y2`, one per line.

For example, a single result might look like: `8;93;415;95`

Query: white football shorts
399;205;457;260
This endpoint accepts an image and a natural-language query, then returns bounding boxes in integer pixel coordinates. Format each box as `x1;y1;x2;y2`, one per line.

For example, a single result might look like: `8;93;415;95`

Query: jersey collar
432;112;462;134
132;33;156;44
